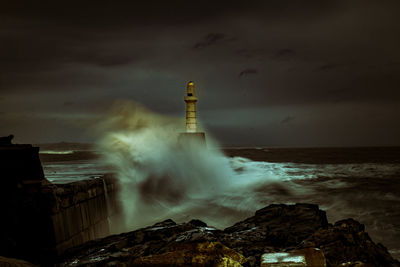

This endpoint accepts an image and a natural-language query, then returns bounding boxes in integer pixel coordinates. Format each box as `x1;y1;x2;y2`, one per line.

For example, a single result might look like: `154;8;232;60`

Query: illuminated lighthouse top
184;81;198;133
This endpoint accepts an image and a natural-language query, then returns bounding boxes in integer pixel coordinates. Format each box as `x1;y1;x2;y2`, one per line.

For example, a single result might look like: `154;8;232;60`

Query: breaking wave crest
95;101;400;240
96;102;271;230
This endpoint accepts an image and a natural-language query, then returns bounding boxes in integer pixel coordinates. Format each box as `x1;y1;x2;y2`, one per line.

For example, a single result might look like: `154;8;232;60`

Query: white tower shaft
184;81;198;133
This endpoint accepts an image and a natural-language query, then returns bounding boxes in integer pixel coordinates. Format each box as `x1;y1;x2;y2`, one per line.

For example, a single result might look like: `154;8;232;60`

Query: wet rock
225;203;328;246
339;262;371;267
58;204;399;267
299;218;400;267
189;219;208;227
59;219;218;266
222;203;329;261
131;241;246;266
0;255;35;266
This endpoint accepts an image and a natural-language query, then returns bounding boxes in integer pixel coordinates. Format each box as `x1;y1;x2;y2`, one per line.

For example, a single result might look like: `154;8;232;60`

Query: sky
1;0;400;146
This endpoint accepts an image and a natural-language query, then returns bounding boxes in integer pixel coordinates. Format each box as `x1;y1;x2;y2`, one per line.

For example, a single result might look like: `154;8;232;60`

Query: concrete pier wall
47;176;121;254
0;143;122;263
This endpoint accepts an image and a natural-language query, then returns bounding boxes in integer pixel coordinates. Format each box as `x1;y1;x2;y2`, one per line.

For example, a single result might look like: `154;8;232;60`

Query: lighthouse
178;81;206;145
184;81;198;133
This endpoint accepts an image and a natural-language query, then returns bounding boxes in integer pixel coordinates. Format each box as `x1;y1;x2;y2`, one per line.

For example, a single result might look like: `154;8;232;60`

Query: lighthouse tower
178;81;206;145
184;81;198;133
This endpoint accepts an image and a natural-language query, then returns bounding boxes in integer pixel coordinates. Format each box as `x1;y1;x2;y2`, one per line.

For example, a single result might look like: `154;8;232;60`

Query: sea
38;143;400;260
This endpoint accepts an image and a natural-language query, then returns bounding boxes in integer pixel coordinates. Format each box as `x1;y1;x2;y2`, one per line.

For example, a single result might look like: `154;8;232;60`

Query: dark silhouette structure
0;137;120;263
0;134;14;145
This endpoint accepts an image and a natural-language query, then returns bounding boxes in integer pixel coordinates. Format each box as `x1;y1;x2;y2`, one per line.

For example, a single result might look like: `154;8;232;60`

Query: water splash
95;101;400;234
96;102;251;229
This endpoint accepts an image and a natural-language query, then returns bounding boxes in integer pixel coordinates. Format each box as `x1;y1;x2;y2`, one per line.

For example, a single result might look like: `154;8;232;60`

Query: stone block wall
46;176;121;254
0;143;122;263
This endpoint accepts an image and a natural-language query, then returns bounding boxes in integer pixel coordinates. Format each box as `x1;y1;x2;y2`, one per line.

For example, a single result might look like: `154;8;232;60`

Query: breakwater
0;143;121;263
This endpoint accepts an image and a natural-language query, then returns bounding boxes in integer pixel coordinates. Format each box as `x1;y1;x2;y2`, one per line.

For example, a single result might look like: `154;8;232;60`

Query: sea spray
95;102;305;231
96;102;242;229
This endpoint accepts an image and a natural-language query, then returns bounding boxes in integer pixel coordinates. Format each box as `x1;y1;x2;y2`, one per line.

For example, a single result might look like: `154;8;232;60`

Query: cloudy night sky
1;0;399;146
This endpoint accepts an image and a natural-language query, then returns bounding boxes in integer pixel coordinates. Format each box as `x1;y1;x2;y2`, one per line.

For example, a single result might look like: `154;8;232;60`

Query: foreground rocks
58;204;399;267
299;218;397;266
0;256;35;267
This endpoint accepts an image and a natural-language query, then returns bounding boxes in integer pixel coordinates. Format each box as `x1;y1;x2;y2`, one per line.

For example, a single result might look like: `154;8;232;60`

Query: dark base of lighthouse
178;132;206;146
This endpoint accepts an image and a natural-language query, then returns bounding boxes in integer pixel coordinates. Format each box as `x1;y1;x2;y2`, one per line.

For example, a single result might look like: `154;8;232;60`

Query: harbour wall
0;143;122;263
46;176;122;254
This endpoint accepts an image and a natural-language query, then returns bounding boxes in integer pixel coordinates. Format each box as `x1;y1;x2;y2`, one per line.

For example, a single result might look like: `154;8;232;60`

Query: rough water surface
40;145;400;260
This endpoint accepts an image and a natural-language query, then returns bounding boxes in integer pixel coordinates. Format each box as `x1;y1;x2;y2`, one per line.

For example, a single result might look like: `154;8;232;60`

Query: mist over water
92;102;400;259
96;102;266;229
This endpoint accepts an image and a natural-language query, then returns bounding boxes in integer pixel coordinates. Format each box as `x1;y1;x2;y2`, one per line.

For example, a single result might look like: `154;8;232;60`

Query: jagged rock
0;255;35;266
58;204;399;267
298;218;400;267
222;203;329;261
339;262;371;267
59;219;220;266
131;241;246;266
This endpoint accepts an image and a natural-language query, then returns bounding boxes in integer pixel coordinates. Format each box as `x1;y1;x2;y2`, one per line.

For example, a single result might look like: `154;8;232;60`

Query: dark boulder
59;218;220;266
57;204;399;267
299;218;400;267
221;203;329;261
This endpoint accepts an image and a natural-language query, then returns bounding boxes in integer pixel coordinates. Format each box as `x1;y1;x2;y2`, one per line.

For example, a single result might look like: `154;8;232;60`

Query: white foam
40;150;74;154
262;252;306;264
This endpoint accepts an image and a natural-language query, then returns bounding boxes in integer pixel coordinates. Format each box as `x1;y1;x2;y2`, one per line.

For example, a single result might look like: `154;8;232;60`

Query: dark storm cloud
63;102;74;107
5;0;319;33
1;0;400;145
236;49;254;58
239;68;258;77
316;64;339;71
281;116;295;124
325;88;359;103
193;33;227;49
0;0;348;80
0;0;341;24
274;49;295;58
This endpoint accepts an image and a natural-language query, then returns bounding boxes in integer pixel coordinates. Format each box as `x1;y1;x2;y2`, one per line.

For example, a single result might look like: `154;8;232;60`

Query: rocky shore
57;203;399;267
